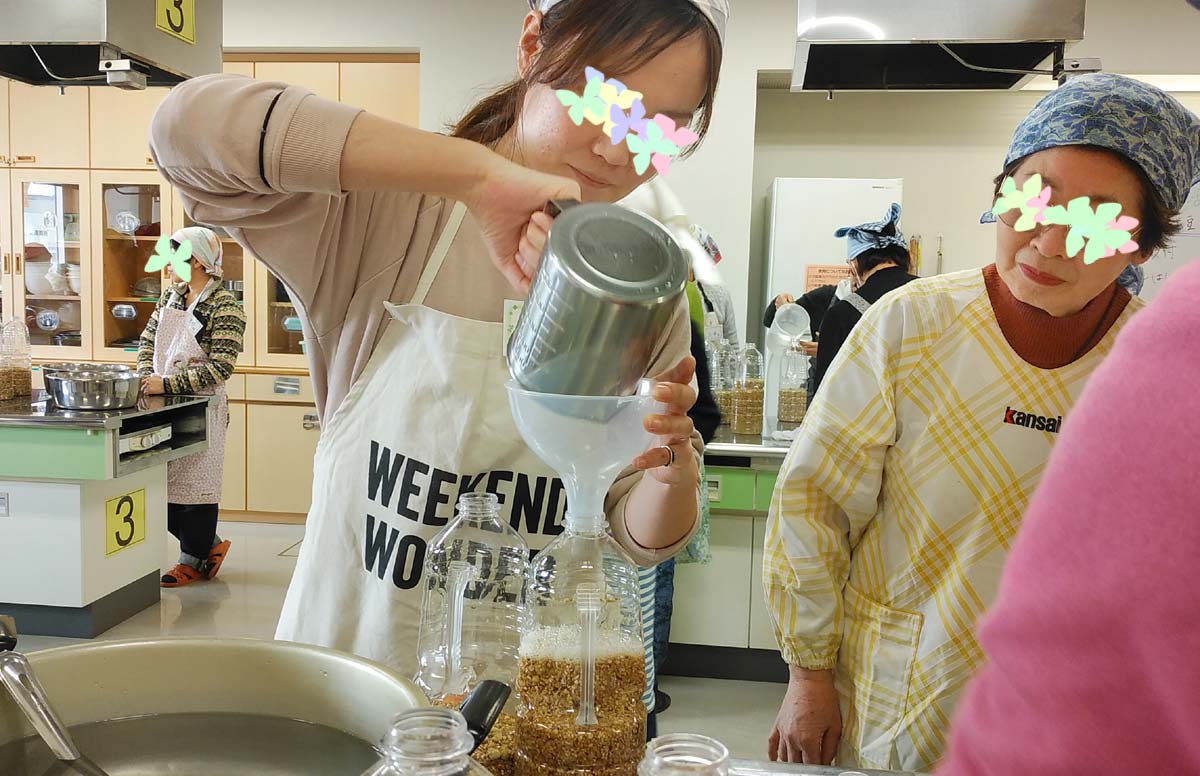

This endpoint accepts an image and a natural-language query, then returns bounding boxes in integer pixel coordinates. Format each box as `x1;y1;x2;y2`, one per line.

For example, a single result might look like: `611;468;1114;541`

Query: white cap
528;0;728;45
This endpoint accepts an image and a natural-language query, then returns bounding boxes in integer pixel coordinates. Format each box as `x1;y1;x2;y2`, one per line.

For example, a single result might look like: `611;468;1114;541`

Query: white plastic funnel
506;380;658;525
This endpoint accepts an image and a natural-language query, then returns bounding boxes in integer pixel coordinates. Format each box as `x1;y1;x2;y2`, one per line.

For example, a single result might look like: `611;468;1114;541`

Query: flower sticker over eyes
992;175;1141;264
556;77;606;127
993;174;1052;231
560;66;697;175
145;235;192;282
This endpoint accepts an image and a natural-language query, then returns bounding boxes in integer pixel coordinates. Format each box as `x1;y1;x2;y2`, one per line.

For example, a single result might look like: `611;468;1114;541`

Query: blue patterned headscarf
995;74;1200;214
835;202;906;260
1116;263;1145;295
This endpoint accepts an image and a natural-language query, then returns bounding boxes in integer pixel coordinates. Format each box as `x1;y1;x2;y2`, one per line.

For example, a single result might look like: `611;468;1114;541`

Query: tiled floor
14;521;787;759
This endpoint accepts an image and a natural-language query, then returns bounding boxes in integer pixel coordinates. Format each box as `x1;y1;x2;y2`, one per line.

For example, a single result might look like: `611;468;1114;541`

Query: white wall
223;0;1200;342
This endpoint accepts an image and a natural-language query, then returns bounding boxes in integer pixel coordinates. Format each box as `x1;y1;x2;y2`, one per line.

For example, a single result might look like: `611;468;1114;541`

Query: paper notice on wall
805;264;852;292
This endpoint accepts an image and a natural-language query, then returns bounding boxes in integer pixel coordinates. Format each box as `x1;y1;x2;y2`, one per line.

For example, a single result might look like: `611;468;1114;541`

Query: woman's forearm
339;112;495;200
623;474;698;550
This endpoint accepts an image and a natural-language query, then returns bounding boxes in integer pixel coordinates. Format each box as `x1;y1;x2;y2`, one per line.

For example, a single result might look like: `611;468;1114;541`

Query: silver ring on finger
659;445;676;468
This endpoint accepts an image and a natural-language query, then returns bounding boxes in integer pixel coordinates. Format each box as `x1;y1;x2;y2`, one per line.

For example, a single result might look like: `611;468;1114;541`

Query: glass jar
777;348;809;424
638;734;729;776
362;708;494;776
0;323;13;402
515;527;646;776
730;346;764;436
416;493;530;706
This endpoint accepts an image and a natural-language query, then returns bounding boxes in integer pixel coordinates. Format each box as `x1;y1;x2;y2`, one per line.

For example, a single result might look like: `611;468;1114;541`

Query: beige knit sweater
148;73;699;562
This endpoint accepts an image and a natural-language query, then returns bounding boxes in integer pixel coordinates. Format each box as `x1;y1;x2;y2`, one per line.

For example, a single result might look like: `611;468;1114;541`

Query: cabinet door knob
14;254;21;274
2;254;9;274
146;157;154;166
14;155;36;164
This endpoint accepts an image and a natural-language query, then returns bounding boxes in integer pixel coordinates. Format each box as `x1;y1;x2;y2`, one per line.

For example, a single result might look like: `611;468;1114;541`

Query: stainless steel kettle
506;200;689;396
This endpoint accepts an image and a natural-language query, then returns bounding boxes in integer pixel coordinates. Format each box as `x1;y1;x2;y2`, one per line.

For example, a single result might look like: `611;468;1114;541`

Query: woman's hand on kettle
465;153;581;295
774;293;796;309
141;375;165;396
634;356;699;486
794;340;818;357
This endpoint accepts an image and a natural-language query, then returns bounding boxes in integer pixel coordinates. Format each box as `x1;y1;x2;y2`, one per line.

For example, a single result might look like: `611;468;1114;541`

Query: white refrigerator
764;177;904;317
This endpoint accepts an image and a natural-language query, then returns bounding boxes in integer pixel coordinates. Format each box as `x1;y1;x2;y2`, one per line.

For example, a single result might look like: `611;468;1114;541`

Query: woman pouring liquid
148;0;728;729
137;226;246;587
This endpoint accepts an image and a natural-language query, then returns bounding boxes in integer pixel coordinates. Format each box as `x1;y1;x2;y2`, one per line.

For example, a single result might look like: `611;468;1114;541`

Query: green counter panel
705;467;757;512
0;427;107;480
756;471;779;511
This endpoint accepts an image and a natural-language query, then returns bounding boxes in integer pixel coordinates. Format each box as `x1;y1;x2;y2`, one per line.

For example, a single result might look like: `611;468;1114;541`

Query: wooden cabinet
11;169;93;360
1;170;12;324
749;516;782;651
246;402;320;514
0;78;10;164
222;401;247;511
252;62;340;101
8;81;90;169
340;62;419;125
254;261;308;369
245;373;314;404
89;170;175;362
88;88;170;170
671;516;755;648
222;62;254;78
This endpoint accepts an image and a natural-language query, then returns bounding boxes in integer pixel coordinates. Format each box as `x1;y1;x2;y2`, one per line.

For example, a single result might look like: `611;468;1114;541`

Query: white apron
275;202;655;703
154;287;229;504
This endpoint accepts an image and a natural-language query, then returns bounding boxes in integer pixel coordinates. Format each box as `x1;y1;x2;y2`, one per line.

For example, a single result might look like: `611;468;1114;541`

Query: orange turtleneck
983;264;1131;370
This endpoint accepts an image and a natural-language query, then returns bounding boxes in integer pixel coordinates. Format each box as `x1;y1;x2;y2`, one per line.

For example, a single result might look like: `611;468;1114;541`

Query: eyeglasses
996;205;1144;250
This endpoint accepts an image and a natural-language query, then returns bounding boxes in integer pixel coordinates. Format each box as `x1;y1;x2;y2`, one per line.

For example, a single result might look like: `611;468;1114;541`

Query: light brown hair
451;0;722;157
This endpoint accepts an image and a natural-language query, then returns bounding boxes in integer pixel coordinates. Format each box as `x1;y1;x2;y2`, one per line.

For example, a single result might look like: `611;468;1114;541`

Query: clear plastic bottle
8;318;32;398
777;348;809;425
415;493;530;705
731;345;764;436
713;341;733;426
638;734;729;776
361;708;494;776
505;383;656;776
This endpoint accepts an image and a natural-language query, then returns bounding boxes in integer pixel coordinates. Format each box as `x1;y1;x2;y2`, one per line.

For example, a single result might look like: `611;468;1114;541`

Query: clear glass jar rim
643;733;730;772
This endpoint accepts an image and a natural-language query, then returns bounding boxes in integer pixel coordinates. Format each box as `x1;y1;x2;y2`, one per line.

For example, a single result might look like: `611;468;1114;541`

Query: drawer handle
2;254;8;273
302;413;320;431
14;155;36;164
14;254;21;274
273;376;300;395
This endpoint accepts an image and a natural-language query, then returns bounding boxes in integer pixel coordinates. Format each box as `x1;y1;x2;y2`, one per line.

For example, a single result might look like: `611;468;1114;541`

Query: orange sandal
205;539;232;580
161;563;203;587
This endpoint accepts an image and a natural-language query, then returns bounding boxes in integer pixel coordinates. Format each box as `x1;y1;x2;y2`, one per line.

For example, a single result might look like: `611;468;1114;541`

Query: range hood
0;0;222;89
793;0;1086;91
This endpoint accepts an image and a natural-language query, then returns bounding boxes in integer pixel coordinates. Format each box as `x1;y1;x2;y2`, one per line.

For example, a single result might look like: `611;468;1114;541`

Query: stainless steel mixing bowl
44;368;140;410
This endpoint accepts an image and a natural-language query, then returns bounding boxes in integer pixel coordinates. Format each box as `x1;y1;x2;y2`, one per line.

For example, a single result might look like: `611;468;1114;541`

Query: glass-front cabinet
1;170;12;327
10;169;93;360
170;189;255;367
90;171;176;362
255;263;307;369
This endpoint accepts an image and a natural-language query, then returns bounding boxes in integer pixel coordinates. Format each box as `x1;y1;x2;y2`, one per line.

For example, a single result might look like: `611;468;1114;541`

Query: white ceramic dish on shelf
22;262;54;296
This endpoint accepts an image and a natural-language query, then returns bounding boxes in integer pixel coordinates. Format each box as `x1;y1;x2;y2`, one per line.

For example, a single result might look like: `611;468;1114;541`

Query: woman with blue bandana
763;73;1200;771
810;202;919;396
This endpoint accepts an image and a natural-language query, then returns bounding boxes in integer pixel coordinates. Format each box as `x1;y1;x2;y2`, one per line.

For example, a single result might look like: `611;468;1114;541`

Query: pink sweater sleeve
938;261;1200;775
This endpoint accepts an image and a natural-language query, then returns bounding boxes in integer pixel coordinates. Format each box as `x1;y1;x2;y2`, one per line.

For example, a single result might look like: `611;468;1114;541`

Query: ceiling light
796;15;886;41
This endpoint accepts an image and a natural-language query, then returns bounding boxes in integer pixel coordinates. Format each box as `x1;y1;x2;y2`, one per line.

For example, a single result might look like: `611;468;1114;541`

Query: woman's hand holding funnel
634;355;698;486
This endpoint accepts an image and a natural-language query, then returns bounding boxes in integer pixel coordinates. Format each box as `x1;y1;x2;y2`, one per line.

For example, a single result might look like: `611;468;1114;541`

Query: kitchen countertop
0;393;212;431
705;426;793;459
